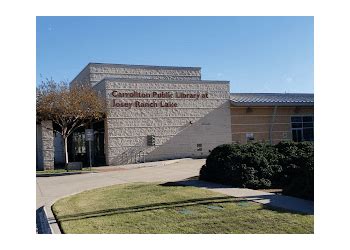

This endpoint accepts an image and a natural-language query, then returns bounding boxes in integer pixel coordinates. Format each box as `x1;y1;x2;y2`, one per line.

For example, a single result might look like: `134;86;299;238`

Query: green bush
275;141;314;200
199;141;314;200
200;143;283;189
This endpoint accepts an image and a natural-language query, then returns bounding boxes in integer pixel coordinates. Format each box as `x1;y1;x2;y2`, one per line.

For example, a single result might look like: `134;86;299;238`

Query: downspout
269;106;278;145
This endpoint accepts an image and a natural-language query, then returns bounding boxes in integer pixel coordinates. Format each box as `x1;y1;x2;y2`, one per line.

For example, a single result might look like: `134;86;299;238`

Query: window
73;132;86;154
246;133;254;142
197;144;203;151
291;116;314;142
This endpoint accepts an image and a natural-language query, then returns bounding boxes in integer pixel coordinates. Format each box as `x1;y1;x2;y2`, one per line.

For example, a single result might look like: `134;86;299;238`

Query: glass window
291;117;302;122
291;122;302;128
303;116;313;122
292;130;303;142
291;116;314;142
303;128;314;141
303;122;314;128
73;132;86;154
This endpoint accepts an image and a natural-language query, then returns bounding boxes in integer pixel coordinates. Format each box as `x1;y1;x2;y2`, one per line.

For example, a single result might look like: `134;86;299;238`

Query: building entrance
67;121;105;167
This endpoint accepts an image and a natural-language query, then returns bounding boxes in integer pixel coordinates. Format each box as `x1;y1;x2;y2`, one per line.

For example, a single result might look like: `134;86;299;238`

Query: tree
36;79;106;167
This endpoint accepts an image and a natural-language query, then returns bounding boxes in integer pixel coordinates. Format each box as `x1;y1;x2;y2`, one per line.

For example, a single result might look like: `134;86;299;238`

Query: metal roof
230;93;314;106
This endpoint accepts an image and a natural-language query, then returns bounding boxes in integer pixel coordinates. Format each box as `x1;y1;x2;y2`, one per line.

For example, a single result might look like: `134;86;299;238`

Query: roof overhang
230;100;314;107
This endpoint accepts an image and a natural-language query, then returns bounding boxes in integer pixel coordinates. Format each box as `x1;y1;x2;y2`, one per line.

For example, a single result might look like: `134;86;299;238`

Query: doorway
67;120;106;166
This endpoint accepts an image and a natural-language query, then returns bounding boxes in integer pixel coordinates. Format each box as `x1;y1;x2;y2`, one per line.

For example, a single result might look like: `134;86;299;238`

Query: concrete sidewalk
174;179;314;214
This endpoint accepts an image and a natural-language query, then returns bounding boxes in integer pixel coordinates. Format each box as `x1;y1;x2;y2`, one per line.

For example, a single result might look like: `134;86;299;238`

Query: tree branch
67;122;86;138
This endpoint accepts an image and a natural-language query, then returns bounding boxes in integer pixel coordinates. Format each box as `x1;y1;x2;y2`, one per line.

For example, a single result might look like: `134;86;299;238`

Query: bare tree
36;79;106;167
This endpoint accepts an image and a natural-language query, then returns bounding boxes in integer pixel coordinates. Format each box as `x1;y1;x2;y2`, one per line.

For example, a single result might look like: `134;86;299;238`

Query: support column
41;120;54;170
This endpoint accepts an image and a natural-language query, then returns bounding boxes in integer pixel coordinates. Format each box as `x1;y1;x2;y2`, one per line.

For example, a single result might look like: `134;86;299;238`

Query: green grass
52;183;314;234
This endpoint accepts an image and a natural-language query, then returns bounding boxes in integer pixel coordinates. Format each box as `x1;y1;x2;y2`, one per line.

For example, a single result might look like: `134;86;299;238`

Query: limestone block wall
98;78;231;165
36;120;54;170
71;63;201;87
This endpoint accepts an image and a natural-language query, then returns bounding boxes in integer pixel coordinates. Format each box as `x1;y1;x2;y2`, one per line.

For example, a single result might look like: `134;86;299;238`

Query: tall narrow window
73;132;86;154
291;116;314;142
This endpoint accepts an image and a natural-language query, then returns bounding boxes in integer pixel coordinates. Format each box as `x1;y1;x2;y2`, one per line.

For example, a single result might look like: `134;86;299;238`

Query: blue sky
36;16;313;93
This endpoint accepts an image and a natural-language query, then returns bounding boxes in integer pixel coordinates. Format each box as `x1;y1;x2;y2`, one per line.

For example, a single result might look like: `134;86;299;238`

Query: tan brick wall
231;106;314;144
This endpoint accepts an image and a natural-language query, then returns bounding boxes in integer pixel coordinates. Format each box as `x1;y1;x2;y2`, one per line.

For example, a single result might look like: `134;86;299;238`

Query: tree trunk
64;136;68;171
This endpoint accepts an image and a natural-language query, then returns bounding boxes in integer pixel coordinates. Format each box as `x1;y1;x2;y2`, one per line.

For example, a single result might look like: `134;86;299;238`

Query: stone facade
71;63;201;87
94;78;231;165
36;120;54;170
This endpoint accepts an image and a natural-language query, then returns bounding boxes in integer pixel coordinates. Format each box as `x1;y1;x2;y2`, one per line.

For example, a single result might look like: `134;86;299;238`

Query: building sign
85;129;94;141
111;91;209;108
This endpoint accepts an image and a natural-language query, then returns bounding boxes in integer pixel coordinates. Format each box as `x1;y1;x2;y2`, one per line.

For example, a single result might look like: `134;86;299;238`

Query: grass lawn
52;183;314;234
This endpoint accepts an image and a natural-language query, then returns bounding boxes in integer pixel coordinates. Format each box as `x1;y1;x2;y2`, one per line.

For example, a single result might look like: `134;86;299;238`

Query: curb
36;206;52;234
46;205;62;234
36;171;97;177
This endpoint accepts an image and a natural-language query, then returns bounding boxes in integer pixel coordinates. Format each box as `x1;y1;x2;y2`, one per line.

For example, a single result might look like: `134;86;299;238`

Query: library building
36;63;314;170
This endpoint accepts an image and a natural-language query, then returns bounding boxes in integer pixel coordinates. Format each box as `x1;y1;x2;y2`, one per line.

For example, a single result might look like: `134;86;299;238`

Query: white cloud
286;77;293;83
217;72;223;78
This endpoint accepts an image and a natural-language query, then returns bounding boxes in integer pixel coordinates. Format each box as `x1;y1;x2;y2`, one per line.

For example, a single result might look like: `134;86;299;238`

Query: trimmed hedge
275;141;314;200
199;141;314;200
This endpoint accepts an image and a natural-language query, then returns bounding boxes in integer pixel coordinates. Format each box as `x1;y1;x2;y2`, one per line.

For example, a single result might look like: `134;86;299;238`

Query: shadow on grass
55;196;245;223
161;179;314;215
258;204;313;215
160;178;230;189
